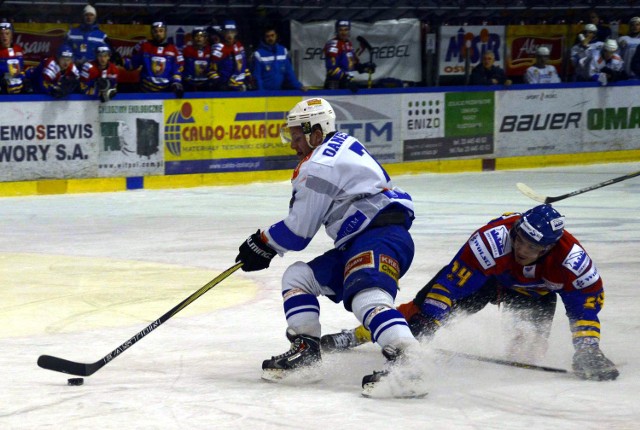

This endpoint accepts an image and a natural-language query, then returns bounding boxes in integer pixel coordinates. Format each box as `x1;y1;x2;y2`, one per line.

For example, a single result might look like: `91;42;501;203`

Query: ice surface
1;162;638;429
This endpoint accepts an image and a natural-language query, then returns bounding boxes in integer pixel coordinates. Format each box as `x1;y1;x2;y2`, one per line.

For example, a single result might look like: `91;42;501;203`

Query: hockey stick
516;170;640;204
37;262;243;377
435;349;569;373
356;36;374;89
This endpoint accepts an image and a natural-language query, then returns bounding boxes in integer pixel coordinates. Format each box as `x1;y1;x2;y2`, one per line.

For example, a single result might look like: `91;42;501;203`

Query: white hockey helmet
280;98;336;146
536;46;550;56
603;39;618;52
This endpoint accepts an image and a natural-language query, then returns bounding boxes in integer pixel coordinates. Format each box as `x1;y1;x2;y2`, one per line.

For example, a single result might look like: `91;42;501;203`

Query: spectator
27;44;79;98
210;20;251;91
0;20;27;94
80;44;118;102
469;51;512;86
617;17;640;79
323;20;374;90
129;21;184;97
571;23;601;81
524;46;560;84
182;27;216;92
65;4;108;69
583;39;626;85
251;25;306;91
587;10;611;43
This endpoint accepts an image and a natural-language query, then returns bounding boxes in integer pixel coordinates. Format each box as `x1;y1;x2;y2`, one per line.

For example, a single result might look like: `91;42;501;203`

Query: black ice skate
361;344;428;399
320;325;371;352
262;328;322;382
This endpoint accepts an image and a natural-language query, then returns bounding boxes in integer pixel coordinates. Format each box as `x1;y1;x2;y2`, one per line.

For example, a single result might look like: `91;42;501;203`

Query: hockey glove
236;230;277;272
572;345;619;381
356;62;376;74
172;82;184;98
408;312;441;340
50;85;65;99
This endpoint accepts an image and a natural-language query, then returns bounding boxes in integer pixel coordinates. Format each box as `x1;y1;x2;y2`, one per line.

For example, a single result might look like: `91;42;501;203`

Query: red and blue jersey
420;212;605;347
0;44;26;94
28;56;80;96
323;37;357;82
182;44;214;87
131;40;183;92
80;60;119;96
211;41;249;89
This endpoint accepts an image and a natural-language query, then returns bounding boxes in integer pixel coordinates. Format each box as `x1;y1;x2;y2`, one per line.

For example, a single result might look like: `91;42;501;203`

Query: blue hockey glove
236;230;276;272
572;345;619;381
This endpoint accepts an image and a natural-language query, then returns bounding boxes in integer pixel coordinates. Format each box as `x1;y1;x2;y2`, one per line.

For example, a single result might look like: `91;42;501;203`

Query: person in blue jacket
251;25;306;91
65;4;108;68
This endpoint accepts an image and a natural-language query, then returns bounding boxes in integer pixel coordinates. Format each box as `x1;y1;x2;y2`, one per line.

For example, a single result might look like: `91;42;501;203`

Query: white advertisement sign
97;101;165;177
324;94;403;163
439;25;506;77
0;101;98;181
495;86;640;157
290;19;421;88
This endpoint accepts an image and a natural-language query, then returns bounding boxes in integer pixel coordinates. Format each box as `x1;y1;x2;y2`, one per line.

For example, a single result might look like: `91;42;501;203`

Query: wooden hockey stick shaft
517;170;640;204
37;262;243;377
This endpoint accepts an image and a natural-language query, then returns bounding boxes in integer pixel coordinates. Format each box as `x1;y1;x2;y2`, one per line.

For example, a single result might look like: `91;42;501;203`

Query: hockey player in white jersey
617;17;640;78
235;98;426;398
524;47;560;84
582;39;626;85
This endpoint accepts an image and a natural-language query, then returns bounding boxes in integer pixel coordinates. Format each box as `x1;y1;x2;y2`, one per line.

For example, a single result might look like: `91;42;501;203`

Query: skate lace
333;330;355;348
273;338;306;360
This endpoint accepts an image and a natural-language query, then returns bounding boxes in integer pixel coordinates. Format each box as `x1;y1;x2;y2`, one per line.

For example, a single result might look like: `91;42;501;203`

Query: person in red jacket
80;44;119;102
322;204;619;382
0;20;27;94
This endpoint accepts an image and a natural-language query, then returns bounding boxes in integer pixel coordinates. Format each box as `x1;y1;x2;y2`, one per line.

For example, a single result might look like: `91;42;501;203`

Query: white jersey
618;35;640;77
524;65;560;84
263;131;414;253
584;49;624;80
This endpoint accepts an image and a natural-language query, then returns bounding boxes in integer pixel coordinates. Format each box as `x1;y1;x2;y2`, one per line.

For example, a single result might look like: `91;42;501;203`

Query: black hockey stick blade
435;349;569;373
37;262;243;377
517;170;640;204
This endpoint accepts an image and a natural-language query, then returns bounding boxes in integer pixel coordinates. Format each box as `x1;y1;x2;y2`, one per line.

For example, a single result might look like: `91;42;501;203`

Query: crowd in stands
2;5;640;101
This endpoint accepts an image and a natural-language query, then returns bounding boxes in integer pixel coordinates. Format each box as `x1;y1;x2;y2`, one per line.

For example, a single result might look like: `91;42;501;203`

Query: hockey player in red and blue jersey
0;21;27;94
323;205;619;381
27;44;80;98
182;27;215;92
129;21;184;97
210;20;251;91
80;44;119;102
323;20;375;90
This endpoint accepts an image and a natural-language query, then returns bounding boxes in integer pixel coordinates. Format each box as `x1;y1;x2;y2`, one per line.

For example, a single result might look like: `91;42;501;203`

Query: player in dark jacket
322;205;619;382
469;50;512;86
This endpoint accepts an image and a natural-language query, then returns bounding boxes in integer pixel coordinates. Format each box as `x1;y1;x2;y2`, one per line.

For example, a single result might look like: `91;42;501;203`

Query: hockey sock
283;288;321;338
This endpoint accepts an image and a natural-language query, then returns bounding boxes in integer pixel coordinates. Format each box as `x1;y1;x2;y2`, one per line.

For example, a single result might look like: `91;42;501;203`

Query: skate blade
261;367;323;384
361;381;428;399
362;381;429;399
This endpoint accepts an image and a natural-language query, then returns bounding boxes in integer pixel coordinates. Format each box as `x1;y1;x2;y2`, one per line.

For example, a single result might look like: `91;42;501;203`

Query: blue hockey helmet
0;20;13;32
335;20;351;31
95;43;111;56
57;44;74;58
192;26;207;37
514;204;565;247
223;20;237;32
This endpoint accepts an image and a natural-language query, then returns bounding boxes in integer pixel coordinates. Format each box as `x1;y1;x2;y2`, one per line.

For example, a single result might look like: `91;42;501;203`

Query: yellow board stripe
1;149;639;198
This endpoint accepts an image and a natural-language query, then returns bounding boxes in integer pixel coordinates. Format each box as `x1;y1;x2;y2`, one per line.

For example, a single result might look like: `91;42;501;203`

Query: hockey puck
67;378;84;386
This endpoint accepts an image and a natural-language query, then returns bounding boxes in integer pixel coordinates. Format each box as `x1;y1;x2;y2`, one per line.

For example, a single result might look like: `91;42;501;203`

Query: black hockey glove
356;62;376;74
96;77;111;92
50;85;65;99
407;312;441;340
60;75;79;96
236;230;277;272
172;82;184;99
572;345;619;381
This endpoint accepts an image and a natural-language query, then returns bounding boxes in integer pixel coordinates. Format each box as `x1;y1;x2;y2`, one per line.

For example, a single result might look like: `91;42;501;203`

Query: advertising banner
495;86;640;157
505;25;567;77
13;23;69;67
290;19;421;88
96;101;165;177
323;95;402;163
402;91;494;161
0;101;98;181
163;97;300;175
438;26;506;77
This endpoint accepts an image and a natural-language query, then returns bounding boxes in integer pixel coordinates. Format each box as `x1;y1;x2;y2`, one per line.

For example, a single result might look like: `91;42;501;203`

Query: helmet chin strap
305;131;321;149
